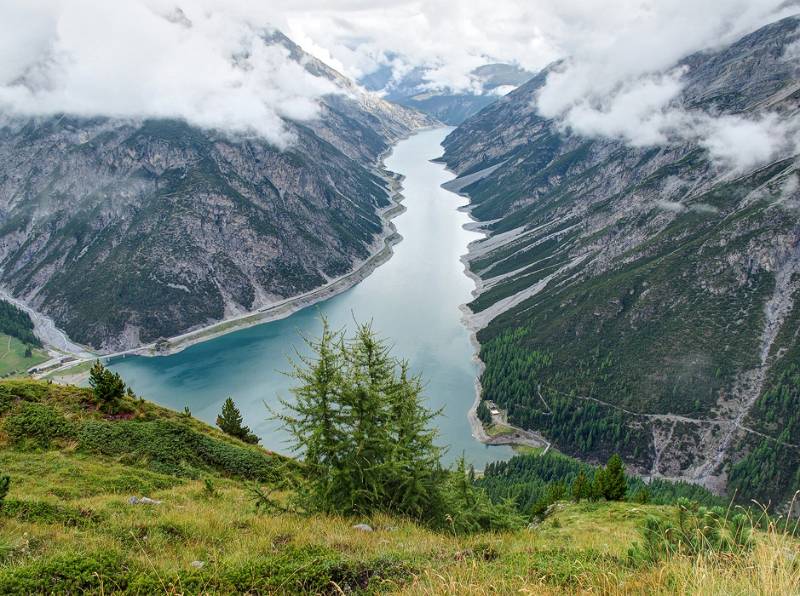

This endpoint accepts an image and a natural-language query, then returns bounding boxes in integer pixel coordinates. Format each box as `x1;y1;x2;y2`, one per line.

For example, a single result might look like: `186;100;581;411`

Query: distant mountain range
442;15;800;505
0;31;434;352
361;63;533;125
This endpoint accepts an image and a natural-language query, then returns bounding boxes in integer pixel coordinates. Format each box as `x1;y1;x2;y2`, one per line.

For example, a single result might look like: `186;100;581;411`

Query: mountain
361;63;533;125
441;16;800;504
0;32;434;352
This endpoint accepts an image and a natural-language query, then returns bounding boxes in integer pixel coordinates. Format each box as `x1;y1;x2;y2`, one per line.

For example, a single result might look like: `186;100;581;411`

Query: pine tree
216;397;259;444
591;467;606;501
88;360;126;412
571;470;590;502
280;317;345;509
603;454;627;501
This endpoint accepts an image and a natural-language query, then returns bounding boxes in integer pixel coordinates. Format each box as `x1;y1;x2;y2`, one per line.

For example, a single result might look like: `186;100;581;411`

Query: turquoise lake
110;128;514;468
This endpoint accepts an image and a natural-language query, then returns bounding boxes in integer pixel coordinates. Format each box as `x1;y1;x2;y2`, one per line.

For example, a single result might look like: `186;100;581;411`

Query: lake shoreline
441;161;551;454
36;129;430;381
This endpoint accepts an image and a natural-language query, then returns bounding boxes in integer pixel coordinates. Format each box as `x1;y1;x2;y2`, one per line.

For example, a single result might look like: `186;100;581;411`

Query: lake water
110;128;513;468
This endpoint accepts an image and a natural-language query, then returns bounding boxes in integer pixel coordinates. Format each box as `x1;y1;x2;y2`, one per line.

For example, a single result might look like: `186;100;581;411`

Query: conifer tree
571;470;590;502
604;454;627;501
280;318;345;508
476;400;492;425
217;397;259;444
279;318;444;519
591;467;606;501
88;360;126;412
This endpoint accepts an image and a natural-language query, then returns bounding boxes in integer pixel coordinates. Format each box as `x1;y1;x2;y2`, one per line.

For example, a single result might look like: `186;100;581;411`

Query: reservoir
110;128;514;467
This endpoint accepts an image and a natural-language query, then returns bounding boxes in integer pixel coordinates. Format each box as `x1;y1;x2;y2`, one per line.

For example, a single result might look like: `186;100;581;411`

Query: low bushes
76;419;283;481
3;403;74;448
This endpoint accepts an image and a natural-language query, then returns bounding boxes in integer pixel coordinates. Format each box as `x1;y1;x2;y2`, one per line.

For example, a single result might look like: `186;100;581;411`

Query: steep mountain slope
0;33;433;352
361;63;533;125
442;16;800;503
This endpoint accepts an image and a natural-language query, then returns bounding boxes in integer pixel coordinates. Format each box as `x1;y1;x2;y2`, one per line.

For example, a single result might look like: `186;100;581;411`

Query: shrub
0;476;8;509
1;499;104;526
628;498;752;565
0;382;48;414
0;551;130;594
76;418;283;481
4;403;74;448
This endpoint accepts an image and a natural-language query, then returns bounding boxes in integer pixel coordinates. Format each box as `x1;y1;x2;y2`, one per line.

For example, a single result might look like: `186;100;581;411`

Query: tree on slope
571;470;590;502
279;318;444;518
603;454;627;501
217;397;259;444
88;360;126;412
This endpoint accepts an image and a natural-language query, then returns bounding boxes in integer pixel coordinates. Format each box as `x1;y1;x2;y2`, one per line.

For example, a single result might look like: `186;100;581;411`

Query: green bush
3;403;74;448
0;551;130;594
0;382;48;414
76;419;282;481
1;499;104;526
0;546;412;594
628;498;752;565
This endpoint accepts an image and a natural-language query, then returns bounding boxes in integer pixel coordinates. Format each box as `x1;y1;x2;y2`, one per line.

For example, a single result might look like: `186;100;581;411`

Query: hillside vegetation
0;300;47;378
441;15;800;502
0;379;798;594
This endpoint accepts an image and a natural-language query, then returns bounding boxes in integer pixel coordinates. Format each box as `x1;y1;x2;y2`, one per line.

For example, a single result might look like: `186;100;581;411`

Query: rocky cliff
442;16;800;503
0;32;434;352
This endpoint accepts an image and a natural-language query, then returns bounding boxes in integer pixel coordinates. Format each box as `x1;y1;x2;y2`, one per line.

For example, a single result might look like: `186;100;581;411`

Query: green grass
0;379;797;594
43;359;94;381
0;334;47;377
484;423;516;438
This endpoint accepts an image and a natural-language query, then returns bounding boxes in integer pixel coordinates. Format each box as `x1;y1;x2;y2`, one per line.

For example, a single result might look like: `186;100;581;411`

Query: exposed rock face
0;32;434;352
442;16;800;503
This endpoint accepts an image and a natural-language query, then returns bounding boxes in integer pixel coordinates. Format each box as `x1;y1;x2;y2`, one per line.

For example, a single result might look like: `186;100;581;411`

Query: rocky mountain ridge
442;15;800;503
361;63;533;125
0;31;434;352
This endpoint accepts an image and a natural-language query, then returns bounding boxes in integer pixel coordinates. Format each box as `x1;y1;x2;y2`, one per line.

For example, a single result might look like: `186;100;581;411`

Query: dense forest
480;328;653;469
0;300;40;348
477;451;723;516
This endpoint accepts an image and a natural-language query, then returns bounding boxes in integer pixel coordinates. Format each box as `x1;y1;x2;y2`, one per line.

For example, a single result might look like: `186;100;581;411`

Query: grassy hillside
0;335;47;378
0;300;47;377
0;380;798;594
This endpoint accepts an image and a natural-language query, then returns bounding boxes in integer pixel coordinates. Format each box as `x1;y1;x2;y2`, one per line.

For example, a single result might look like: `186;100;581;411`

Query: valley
104;129;516;467
4;4;800;592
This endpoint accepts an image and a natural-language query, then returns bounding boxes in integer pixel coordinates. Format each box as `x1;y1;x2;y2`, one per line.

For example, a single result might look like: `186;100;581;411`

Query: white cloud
1;0;798;163
529;0;800;170
0;0;339;147
699;113;799;171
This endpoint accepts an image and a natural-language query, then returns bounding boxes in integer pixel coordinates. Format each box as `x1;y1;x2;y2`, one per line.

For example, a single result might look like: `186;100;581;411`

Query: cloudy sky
1;0;798;163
